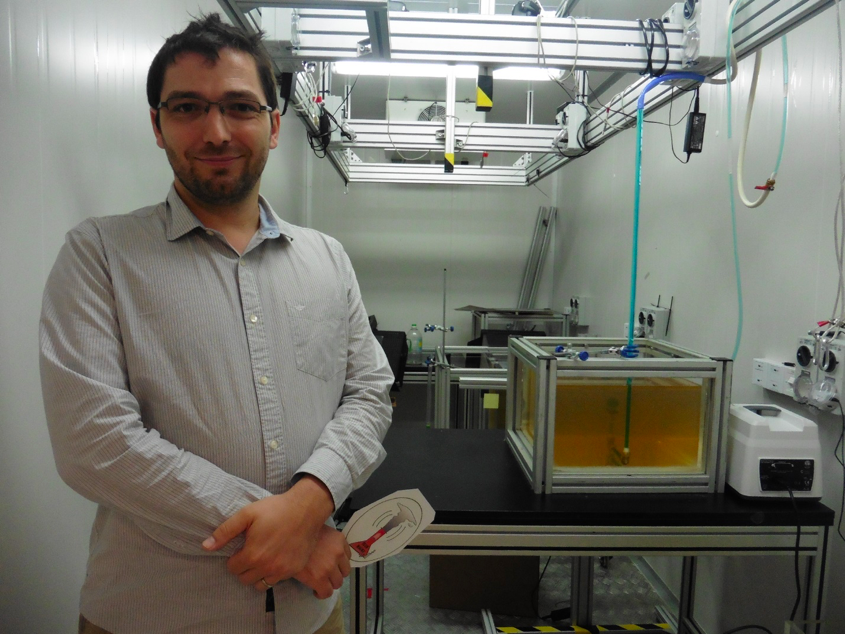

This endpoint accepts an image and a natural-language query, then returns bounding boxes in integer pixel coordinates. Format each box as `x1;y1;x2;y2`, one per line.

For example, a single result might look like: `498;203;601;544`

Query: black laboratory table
337;429;834;634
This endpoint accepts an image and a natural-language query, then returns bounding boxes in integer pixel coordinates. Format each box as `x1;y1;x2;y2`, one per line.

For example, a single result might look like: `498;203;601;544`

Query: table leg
570;556;594;627
374;560;385;634
350;566;367;634
678;556;702;634
481;608;496;634
802;526;829;634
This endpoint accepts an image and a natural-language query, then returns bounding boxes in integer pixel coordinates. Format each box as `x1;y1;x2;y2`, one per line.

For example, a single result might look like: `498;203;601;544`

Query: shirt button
206;230;214;236
239;259;246;267
250;315;258;324
269;440;279;450
260;376;269;385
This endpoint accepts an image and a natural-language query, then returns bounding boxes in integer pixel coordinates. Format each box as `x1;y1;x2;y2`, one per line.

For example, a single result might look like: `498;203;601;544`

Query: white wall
0;1;306;632
307;159;558;347
551;7;844;633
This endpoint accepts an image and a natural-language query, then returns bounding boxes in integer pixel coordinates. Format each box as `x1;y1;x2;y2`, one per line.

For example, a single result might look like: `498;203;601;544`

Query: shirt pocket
286;301;347;381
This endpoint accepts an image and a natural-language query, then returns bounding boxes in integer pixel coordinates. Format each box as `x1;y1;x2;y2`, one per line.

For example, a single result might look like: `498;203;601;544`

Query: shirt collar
164;184;295;242
165;185;203;241
259;195;296;242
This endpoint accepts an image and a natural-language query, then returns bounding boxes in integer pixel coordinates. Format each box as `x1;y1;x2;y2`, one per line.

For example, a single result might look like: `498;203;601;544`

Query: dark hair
147;13;278;126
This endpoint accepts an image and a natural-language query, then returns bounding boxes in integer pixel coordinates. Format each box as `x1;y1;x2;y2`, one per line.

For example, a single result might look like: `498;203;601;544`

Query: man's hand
293;525;352;599
202;475;334;588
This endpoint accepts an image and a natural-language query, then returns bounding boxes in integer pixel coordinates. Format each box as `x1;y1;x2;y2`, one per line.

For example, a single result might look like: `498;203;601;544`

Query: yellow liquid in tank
520;375;704;470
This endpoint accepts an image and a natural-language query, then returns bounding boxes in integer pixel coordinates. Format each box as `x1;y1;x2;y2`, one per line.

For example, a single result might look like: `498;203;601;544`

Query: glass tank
507;338;732;494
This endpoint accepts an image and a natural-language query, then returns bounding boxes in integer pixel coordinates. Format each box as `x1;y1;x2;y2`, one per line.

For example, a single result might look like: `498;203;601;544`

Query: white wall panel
0;1;306;632
551;6;844;633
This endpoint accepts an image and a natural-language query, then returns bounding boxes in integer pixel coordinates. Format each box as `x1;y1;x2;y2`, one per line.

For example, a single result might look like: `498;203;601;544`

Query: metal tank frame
432;346;509;429
506;337;733;494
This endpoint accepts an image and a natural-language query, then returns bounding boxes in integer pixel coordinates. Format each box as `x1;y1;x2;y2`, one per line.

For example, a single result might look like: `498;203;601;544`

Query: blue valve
620;345;640;358
554;346;589;361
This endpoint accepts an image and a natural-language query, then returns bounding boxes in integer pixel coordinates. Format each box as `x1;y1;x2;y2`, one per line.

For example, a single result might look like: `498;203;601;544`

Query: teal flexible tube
728;173;743;360
725;0;789;359
774;37;789;175
623;72;704;461
624;106;647;462
629;73;705;350
725;9;743;360
629;107;645;351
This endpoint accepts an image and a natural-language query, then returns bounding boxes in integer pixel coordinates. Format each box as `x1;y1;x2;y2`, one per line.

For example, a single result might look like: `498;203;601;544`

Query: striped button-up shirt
39;186;393;633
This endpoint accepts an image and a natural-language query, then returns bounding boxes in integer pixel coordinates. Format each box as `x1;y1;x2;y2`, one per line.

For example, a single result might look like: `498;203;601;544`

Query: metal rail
292;10;685;71
527;0;835;184
216;0;834;186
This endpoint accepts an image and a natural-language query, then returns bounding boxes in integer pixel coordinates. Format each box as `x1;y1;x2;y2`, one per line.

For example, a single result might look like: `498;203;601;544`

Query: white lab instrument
726;404;822;500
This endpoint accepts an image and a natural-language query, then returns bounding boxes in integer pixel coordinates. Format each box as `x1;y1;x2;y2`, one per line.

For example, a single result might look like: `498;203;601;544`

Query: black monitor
373;330;408;390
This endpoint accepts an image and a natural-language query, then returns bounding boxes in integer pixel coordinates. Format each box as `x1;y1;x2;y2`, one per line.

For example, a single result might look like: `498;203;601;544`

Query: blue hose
629;73;706;350
622;72;705;462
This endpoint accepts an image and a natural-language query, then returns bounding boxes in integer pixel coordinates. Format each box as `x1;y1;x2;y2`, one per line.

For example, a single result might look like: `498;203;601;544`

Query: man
39;13;393;634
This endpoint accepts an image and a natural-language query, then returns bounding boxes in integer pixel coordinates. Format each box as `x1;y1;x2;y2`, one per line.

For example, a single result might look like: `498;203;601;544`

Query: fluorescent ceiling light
333;61;478;78
333;62;558;81
492;67;560;81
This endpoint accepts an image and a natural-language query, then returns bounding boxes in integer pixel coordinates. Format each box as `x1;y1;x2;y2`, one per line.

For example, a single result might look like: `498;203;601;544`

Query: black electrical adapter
318;111;331;151
277;72;294;117
684;111;706;154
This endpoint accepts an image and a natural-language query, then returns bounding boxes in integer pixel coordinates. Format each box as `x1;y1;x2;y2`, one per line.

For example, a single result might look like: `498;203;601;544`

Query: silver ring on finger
261;578;273;590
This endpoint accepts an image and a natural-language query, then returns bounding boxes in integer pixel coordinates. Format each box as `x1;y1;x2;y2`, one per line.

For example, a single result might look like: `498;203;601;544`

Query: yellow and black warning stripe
444;152;455;173
496;623;670;634
476;72;493;112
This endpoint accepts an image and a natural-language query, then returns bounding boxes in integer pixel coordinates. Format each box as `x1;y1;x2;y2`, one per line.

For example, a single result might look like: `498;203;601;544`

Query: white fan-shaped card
342;489;435;567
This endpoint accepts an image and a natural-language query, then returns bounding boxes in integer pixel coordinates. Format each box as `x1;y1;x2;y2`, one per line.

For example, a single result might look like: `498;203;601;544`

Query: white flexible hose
538;14;579;88
601;89;630;132
735;50;772;208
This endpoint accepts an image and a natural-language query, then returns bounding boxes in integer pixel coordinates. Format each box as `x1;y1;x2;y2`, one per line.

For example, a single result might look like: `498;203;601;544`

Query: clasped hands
202;476;351;599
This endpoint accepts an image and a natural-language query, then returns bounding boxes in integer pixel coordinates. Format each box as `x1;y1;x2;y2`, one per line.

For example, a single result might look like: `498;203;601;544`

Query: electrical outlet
753;358;794;397
752;358;767;388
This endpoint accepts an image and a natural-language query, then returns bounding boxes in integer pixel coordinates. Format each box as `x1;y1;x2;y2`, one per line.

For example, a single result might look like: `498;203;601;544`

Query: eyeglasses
157;97;273;122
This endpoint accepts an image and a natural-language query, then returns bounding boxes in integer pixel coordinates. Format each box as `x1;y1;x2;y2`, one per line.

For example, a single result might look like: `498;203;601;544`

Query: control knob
796;345;813;367
820;349;838;373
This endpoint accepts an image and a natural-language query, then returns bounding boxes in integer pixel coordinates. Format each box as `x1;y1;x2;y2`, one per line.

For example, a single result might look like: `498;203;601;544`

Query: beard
164;143;268;208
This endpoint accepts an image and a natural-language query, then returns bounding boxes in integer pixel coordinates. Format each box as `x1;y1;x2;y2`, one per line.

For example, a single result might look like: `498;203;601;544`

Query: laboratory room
1;0;844;633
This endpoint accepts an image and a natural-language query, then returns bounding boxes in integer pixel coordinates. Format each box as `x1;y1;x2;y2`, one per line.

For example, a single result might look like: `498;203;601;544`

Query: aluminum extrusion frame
351;522;829;633
216;0;834;186
507;336;732;494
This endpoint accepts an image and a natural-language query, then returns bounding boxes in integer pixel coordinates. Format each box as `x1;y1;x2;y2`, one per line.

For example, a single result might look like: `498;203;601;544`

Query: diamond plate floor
340;555;668;633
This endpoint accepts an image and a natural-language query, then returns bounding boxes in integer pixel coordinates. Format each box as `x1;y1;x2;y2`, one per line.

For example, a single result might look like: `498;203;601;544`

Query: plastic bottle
408;323;423;364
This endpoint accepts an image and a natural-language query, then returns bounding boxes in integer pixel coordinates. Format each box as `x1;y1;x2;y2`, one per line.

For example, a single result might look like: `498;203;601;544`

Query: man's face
150;49;281;208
